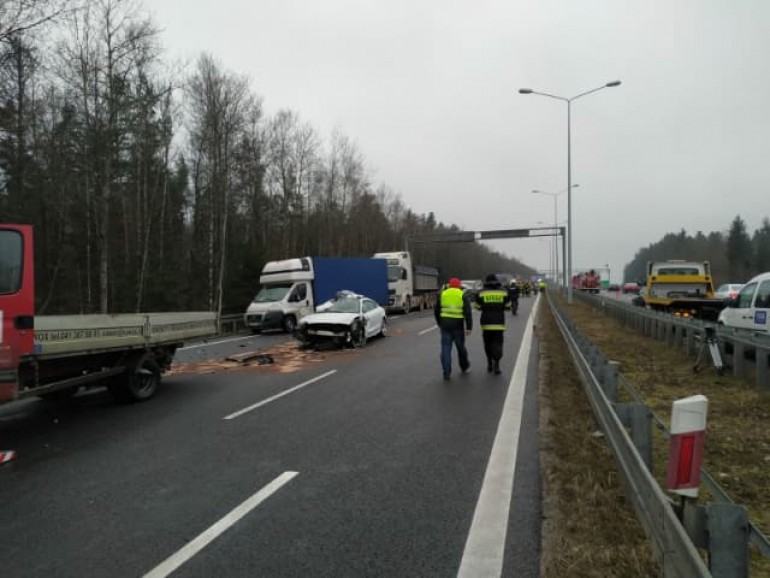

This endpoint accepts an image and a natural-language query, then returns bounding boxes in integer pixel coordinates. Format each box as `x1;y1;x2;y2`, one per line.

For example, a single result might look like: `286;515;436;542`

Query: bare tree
0;0;75;43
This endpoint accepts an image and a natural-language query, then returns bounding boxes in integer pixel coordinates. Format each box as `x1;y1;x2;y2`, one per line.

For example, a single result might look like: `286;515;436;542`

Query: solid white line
223;370;338;420
178;335;255;351
456;295;540;578
418;325;438;336
143;471;298;578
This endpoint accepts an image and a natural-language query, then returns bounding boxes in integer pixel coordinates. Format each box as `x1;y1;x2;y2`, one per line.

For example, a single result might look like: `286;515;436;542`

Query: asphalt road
0;296;542;578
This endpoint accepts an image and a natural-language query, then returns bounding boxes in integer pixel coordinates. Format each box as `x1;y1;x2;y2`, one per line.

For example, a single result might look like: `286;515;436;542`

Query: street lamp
532;184;579;288
519;80;621;303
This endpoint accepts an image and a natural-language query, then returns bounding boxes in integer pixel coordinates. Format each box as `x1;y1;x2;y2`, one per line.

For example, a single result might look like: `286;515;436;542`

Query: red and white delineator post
666;394;708;498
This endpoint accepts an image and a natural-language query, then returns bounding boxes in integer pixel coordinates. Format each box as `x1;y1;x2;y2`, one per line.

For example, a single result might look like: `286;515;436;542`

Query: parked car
296;293;387;348
461;279;483;300
632;287;647;307
622;282;641;294
714;283;744;301
717;273;770;333
607;283;621;292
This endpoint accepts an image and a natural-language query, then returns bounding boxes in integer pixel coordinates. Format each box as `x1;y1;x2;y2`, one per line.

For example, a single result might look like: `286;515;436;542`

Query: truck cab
244;258;314;334
0;225;35;401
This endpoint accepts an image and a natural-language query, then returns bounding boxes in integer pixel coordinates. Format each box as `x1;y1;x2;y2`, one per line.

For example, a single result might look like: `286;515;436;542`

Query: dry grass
539;302;660;577
549;293;770;577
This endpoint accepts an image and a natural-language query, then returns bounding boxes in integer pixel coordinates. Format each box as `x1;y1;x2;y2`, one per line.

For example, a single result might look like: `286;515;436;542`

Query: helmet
448;277;462;288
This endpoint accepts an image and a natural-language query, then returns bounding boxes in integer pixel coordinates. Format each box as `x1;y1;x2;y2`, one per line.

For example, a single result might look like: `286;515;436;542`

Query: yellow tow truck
643;260;726;321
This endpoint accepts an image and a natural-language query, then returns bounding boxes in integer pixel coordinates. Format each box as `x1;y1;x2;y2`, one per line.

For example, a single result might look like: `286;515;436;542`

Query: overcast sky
150;0;770;282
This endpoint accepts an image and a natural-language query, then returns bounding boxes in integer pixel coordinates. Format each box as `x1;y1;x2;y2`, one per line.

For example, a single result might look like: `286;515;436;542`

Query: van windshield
253;285;292;302
0;230;23;295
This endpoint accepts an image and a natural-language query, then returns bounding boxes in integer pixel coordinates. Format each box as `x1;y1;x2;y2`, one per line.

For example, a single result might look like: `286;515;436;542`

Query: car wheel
283;315;297;334
379;318;387;337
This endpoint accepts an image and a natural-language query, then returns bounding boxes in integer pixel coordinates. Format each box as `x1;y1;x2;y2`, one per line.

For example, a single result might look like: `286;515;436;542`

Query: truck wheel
283;315;297;334
109;352;161;403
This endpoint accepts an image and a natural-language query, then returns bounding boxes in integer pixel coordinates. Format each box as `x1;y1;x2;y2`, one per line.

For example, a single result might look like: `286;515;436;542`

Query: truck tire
108;352;161;403
283;315;297;334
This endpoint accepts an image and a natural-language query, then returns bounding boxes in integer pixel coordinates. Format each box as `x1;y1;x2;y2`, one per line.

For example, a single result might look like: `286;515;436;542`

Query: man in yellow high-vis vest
433;277;473;380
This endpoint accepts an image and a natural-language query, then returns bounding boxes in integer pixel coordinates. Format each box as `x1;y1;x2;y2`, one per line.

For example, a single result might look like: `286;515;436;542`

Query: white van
717;272;770;333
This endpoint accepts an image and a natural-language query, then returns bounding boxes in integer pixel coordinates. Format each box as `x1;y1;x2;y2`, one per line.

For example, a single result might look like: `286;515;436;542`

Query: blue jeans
440;327;469;377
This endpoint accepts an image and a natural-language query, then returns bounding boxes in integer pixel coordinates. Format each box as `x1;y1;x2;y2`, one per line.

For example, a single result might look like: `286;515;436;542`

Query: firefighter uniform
474;274;510;374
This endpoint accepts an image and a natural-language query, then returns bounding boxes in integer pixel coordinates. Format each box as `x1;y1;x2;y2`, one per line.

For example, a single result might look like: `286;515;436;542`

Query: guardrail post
614;402;651;471
707;502;750;578
684;326;694;356
756;346;769;390
732;342;746;379
603;360;619;404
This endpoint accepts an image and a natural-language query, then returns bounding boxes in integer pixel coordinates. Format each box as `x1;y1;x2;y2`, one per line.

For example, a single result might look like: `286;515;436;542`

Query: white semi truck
373;251;439;313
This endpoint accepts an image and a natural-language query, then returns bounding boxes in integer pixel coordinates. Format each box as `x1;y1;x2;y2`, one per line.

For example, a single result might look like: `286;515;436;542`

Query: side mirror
727;297;739;308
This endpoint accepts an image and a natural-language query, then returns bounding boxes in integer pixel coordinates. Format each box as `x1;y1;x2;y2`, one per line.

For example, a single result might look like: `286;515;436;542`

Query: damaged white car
296;294;387;348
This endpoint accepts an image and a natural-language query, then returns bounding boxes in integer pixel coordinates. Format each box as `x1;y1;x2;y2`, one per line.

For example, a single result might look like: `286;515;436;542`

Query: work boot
493;360;501;375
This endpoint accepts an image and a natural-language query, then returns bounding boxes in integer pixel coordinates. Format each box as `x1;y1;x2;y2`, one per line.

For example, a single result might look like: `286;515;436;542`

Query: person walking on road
508;280;520;316
434;277;473;380
475;274;510;375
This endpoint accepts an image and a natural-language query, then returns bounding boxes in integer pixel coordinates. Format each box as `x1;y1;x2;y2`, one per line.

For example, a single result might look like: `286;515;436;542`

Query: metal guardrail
219;313;247;335
548;293;712;577
573;291;770;389
571;291;770;557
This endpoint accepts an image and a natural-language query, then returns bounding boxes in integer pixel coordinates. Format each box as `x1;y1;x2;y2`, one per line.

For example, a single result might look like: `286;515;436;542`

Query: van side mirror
727;297;739;308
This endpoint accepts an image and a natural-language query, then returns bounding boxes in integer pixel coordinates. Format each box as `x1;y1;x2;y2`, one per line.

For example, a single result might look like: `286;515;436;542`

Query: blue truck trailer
244;256;389;333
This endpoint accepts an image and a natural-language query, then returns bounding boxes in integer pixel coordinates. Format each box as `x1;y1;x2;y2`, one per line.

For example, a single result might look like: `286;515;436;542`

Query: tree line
0;0;535;315
623;215;770;286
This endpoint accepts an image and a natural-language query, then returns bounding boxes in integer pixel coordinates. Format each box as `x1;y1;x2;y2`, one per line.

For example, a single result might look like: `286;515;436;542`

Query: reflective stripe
481;324;506;331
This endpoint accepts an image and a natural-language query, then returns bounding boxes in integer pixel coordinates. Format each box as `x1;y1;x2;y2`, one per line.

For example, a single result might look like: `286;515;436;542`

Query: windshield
656;267;701;276
386;266;404;283
327;298;361;314
0;230;23;295
253;285;292;302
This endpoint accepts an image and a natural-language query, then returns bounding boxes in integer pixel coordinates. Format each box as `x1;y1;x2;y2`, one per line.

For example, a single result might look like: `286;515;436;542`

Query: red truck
573;270;601;294
0;224;218;405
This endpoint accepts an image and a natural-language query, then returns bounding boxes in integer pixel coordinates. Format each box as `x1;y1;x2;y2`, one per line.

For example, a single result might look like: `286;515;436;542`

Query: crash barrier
548;293;769;577
572;291;770;390
219;313;246;335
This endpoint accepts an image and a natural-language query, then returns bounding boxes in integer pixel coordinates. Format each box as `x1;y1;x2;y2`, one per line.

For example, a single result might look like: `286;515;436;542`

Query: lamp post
519;80;621;303
532;184;579;288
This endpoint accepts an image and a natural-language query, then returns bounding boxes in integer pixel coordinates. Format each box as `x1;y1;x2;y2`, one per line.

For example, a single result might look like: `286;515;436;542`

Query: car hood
302;312;359;325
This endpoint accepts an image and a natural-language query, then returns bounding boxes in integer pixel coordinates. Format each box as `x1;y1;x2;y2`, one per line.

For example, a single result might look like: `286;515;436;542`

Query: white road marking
418;325;438;336
178;335;256;351
143;471;298;578
456;295;539;578
223;370;338;420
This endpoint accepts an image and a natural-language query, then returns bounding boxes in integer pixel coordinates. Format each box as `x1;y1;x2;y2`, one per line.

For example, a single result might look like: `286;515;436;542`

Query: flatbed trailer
1;224;218;404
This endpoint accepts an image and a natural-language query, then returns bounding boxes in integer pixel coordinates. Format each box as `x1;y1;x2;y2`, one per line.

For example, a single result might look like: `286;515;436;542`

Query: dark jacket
434;287;473;331
474;280;510;331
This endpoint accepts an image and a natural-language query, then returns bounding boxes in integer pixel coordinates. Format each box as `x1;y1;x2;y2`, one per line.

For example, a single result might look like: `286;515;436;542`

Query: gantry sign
407;226;567;287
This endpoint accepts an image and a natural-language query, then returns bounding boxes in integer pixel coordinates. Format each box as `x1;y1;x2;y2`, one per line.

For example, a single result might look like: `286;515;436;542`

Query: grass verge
539;300;660;577
547;292;770;577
